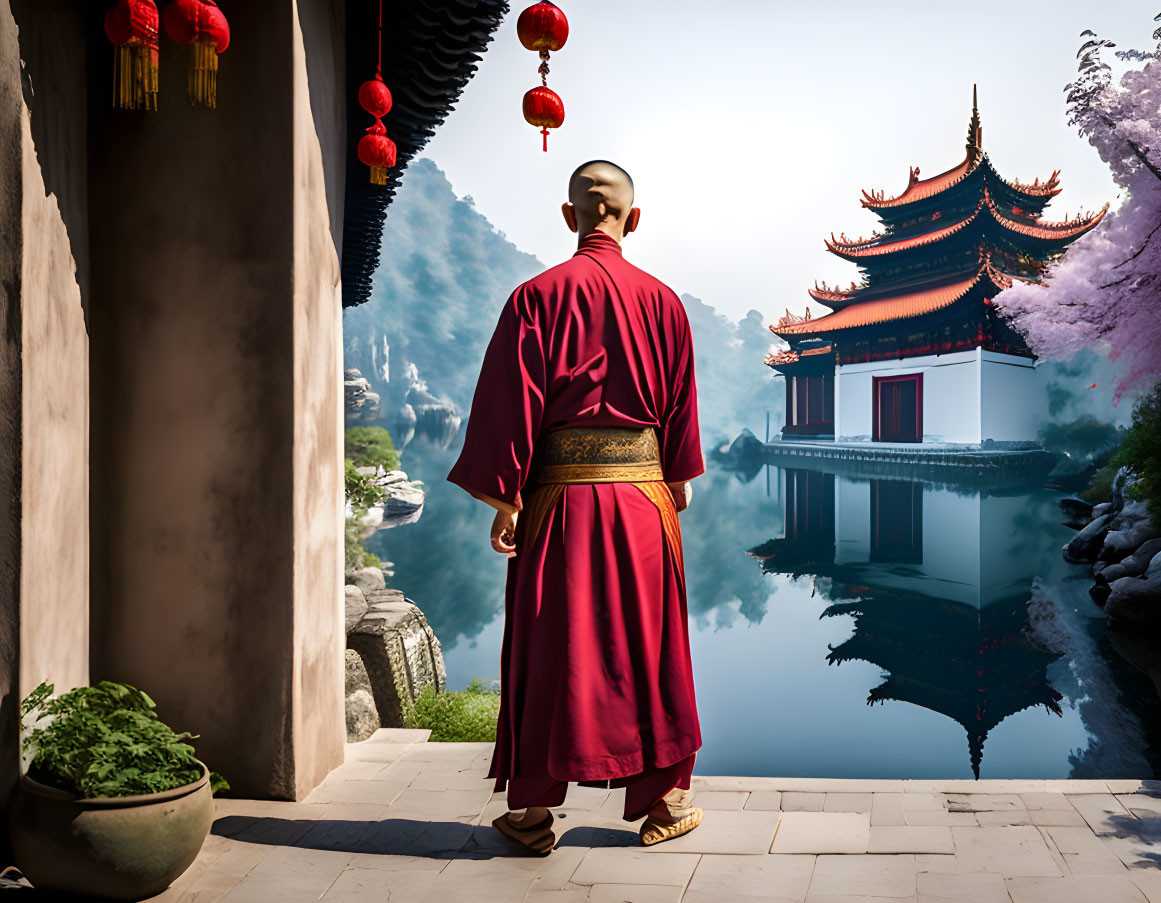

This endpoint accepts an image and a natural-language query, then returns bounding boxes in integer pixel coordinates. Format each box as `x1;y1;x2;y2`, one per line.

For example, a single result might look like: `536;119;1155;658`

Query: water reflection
748;469;1065;777
373;438;1161;778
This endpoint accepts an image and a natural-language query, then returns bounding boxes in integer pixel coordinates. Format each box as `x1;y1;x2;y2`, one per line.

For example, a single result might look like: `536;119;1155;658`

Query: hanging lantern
355;0;396;184
358;120;397;186
523;86;565;152
104;0;160;111
161;0;230;109
517;2;568;151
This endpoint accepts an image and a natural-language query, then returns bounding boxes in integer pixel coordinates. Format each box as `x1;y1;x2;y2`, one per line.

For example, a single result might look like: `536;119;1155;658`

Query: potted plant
9;681;229;901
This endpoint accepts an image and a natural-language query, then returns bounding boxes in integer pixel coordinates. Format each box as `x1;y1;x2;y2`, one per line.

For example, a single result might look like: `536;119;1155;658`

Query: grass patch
403;679;500;743
1080;460;1120;505
345;427;400;472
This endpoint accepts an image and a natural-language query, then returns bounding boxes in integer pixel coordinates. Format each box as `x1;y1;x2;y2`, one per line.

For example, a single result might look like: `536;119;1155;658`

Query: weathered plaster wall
980;351;1039;444
291;0;346;798
0;0;90;850
88;0;345;799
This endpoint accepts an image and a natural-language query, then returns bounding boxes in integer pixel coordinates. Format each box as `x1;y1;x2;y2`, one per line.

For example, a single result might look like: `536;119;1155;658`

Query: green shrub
403;679;500;743
1080;460;1120;505
345;427;400;472
345;458;387;510
1113;382;1161;520
20;681;228;798
345;519;382;571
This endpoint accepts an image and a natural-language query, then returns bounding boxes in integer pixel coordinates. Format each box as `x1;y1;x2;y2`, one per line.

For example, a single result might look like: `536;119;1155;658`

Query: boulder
347;589;447;728
1063;512;1114;564
344;649;378;742
1091;501;1113;519
345;690;379;743
344;368;381;424
1097;538;1161;585
1100;522;1161;563
346;566;386;597
1104;552;1161;625
345;584;369;633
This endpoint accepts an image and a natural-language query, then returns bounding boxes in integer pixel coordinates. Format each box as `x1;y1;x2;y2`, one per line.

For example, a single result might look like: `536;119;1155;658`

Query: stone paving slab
45;730;1153;903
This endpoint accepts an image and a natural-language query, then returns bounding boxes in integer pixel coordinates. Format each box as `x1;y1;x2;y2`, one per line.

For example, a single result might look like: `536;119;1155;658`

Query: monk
447;160;704;853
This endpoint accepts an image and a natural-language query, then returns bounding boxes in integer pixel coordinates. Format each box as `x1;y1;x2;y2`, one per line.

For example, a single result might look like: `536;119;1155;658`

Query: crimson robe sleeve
660;303;705;483
446;284;546;511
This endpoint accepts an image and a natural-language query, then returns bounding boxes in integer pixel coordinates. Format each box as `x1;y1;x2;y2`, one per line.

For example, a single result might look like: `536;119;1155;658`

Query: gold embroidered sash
519;427;684;578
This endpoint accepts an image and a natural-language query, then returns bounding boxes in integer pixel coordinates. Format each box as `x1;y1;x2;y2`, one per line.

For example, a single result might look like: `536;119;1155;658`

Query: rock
344;368;381;424
352;469;426;531
1091;501;1113;519
346;566;386;597
1100;522;1161;563
1097;538;1161;584
1110;499;1150;532
729;428;763;459
405;384;461;449
1060;496;1095;526
347;589;447;728
344;649;378;742
1063;512;1114;564
345;690;379;743
345;584;369;633
1104;551;1161;625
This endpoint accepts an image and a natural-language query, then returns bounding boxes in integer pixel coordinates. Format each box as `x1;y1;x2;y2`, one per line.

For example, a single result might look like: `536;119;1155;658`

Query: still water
369;442;1161;781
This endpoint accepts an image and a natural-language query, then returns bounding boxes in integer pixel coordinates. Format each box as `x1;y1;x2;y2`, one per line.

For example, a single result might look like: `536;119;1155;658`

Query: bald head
563;160;640;244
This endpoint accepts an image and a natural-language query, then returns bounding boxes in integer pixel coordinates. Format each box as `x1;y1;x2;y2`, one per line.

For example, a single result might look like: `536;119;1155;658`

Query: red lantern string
517;2;568;151
357;0;396;184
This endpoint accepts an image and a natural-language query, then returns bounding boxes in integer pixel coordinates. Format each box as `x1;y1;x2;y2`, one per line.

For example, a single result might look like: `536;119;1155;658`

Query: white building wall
835;350;981;444
980;350;1039;444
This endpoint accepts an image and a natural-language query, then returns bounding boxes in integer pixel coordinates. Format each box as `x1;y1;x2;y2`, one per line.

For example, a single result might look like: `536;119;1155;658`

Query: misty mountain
342;157;781;453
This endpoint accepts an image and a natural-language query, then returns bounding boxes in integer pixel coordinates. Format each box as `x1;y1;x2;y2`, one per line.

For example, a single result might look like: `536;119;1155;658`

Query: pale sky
423;1;1148;324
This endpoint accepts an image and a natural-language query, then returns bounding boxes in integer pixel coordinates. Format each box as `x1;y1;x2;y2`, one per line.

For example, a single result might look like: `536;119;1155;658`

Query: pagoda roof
808;282;860;306
763;343;834;369
859;88;1064;214
771;264;1012;338
826;190;1107;262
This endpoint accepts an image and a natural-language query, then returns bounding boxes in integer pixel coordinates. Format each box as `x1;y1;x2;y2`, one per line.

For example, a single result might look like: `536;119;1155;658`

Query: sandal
639;787;703;846
492;811;556;856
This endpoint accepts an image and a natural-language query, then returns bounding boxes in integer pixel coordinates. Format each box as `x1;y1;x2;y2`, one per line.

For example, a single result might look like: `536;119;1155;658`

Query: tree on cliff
995;14;1161;403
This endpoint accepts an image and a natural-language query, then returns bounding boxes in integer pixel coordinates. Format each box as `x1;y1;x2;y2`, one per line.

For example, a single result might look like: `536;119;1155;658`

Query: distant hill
343;157;781;452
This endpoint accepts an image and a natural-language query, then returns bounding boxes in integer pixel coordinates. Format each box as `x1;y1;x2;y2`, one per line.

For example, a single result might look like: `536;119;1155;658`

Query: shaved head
564;160;639;243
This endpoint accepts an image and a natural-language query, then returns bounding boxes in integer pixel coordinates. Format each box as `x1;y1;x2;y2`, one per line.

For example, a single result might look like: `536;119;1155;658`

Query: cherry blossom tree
995;14;1161;403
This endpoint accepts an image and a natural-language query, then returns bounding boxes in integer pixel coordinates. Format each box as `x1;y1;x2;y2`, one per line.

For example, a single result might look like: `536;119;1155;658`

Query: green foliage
345;427;400;472
345;519;382;571
345;458;387;510
21;681;229;798
1039;416;1122;471
1113;382;1161;520
1080;459;1120;505
403;679;500;743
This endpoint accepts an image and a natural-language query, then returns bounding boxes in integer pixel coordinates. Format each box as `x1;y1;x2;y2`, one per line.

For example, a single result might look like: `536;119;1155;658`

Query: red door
873;373;923;443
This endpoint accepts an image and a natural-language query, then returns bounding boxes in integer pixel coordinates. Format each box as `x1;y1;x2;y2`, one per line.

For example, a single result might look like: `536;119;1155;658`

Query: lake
368;441;1161;780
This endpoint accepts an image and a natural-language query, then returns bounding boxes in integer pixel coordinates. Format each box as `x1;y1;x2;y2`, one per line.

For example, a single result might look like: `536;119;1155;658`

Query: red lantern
517;2;569;53
517;2;568;151
358;74;393;119
161;0;230;109
523;86;565;152
104;0;160;111
358;120;397;186
355;0;396;184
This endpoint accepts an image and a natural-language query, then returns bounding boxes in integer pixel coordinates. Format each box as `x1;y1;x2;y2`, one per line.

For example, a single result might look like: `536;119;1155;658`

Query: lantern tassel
189;40;218;108
541;127;549;152
369;165;388;186
113;43;159;110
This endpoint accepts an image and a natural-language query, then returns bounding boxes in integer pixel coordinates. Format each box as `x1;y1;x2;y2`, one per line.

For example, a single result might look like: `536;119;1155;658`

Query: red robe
447;229;704;797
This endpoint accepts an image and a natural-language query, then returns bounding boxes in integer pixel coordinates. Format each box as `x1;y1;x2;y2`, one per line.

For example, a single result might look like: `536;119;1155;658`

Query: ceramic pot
9;762;213;900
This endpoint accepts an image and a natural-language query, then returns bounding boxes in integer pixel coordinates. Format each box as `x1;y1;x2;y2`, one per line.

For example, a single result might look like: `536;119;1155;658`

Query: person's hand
667;481;691;512
492;509;518;556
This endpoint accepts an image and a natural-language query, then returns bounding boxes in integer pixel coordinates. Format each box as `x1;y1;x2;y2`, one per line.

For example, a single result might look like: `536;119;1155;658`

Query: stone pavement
152;729;1160;902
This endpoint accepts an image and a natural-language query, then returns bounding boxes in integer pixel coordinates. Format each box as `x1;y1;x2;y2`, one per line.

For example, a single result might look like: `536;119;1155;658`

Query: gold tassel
189;41;218;108
113;43;158;111
369;165;388;186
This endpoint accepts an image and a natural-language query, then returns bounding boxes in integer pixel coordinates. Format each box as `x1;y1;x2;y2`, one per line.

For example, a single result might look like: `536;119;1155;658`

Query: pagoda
766;88;1107;444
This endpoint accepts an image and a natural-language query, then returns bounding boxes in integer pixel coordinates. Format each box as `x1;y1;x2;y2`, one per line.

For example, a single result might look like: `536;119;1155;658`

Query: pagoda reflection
750;468;1063;777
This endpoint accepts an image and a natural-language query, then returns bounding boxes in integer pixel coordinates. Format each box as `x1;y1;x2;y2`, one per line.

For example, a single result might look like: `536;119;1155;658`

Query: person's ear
561;202;578;233
624;207;641;235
